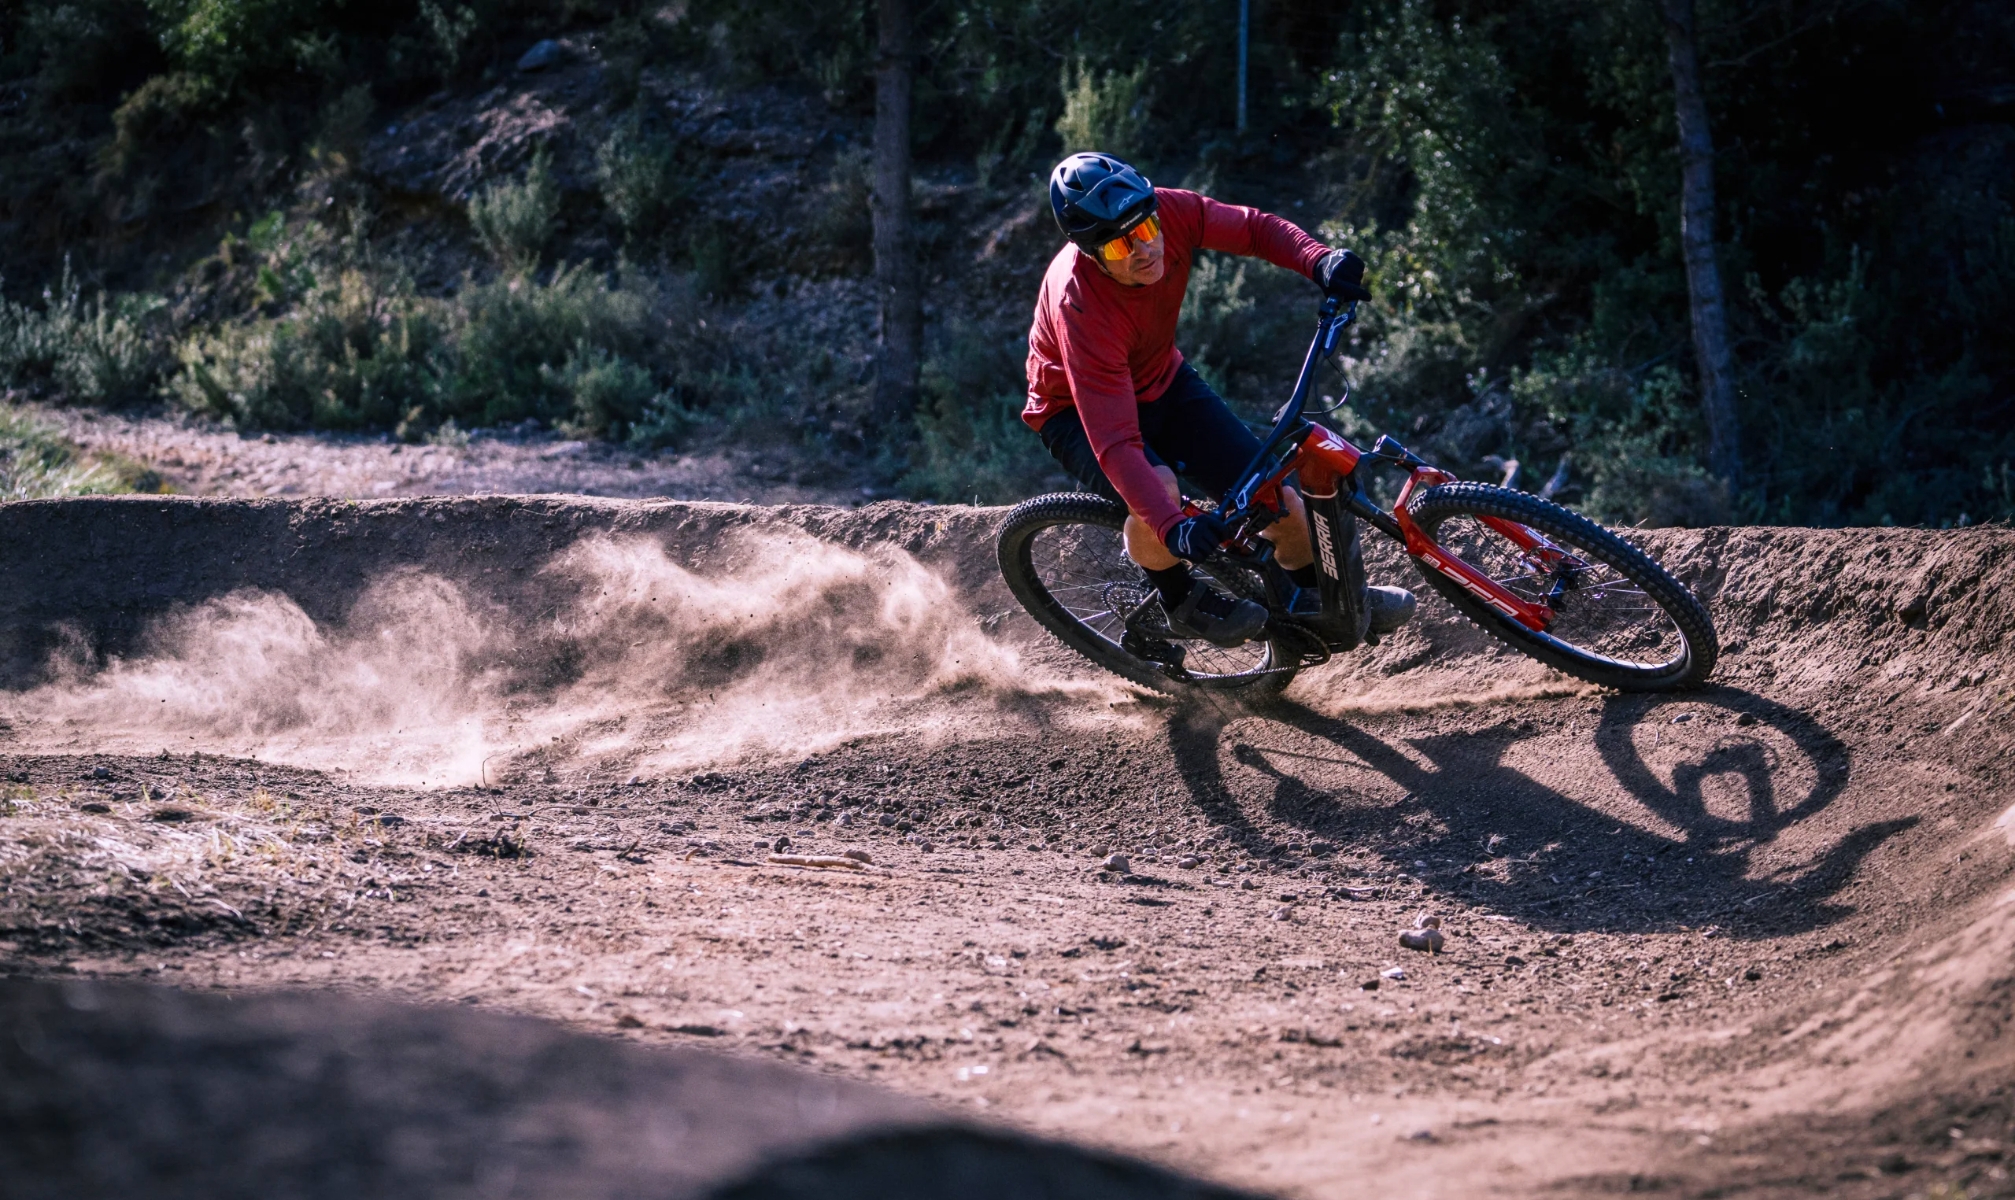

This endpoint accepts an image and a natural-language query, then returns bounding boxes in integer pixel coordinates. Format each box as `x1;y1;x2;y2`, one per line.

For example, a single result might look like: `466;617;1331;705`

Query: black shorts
1036;363;1262;507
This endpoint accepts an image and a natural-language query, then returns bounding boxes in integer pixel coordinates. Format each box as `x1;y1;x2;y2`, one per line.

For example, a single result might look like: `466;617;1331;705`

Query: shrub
447;263;656;426
901;323;1066;504
1054;59;1151;159
468;148;560;273
170;268;453;432
545;341;658;438
0;262;169;405
595;119;687;247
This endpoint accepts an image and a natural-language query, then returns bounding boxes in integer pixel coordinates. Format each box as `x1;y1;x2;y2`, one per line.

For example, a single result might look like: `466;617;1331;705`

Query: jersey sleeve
1193;194;1328;279
1057;303;1186;538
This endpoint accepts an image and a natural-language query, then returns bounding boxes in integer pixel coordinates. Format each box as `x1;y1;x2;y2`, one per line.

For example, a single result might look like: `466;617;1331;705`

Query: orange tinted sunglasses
1097;215;1162;261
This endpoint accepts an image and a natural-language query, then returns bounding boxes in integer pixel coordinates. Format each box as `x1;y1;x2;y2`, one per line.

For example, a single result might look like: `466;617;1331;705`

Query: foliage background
1;0;2009;523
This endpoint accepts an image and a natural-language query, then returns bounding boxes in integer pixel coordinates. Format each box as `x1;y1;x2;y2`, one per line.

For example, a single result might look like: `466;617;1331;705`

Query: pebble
1399;929;1445;953
842;849;873;865
1486;833;1506;855
91;766;110;780
772;835;791;852
1178;855;1202;869
878;813;897;827
1100;853;1131;875
837;812;855;827
1088;844;1110;857
1736;712;1757;726
1361;978;1381;991
1271;907;1293;921
516;39;564;71
1381;967;1407;981
1239;879;1257;890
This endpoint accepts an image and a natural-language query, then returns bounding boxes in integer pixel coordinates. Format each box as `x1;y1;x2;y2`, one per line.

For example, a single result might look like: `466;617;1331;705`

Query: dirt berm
1;495;2012;1199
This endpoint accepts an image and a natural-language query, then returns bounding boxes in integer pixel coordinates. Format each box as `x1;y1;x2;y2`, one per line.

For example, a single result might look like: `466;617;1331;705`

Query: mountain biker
1023;152;1417;648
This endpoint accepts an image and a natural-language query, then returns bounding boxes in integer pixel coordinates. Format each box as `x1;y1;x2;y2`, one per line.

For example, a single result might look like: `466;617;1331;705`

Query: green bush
169;264;452;431
1054;58;1151;159
544;341;658;438
596;119;688;246
0;262;169;405
469;149;560;273
901;323;1066;504
448;263;656;427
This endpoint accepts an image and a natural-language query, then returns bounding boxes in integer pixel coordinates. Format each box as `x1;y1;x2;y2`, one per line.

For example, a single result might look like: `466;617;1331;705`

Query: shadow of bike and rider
1164;687;1913;939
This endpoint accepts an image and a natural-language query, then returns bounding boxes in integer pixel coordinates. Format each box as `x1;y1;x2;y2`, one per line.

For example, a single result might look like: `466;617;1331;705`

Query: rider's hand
1314;248;1371;301
1164;511;1230;562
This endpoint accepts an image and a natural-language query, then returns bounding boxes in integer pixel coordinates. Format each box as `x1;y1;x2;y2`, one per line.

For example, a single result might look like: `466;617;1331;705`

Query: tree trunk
1660;0;1742;487
872;0;921;422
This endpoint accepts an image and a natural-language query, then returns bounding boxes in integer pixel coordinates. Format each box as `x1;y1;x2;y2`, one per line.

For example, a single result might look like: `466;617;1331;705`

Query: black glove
1314;248;1371;301
1164;510;1230;562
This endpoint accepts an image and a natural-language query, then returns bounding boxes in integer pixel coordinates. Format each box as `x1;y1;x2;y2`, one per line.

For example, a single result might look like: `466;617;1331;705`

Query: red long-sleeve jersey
1022;188;1327;538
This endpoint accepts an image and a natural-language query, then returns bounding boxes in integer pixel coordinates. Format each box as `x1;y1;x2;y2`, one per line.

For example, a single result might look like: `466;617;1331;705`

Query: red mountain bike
996;294;1719;697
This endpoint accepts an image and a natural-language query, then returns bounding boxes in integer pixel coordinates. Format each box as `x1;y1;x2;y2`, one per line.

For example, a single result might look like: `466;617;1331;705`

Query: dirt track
2;496;2012;1198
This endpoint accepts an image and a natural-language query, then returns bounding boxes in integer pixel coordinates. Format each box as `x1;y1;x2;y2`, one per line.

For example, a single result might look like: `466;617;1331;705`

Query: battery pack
1304;488;1371;650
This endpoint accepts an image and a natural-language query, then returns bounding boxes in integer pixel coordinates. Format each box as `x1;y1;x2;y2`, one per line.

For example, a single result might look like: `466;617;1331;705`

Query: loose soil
2;495;2011;1199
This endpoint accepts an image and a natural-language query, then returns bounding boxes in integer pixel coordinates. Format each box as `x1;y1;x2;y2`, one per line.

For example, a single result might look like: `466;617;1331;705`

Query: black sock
1144;564;1193;606
1288;563;1321;590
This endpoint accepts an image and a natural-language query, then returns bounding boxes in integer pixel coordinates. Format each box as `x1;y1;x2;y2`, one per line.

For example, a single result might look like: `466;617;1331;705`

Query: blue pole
1237;0;1249;133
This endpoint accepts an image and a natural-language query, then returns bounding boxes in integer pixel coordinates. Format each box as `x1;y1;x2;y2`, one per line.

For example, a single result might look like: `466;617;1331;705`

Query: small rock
772;835;791;852
1277;892;1299;902
1672;712;1693;724
1100;853;1131;875
91;766;111;780
1743;967;1762;981
838;812;855;827
1406;1128;1436;1142
1271;907;1293;921
1736;712;1757;726
878;813;897;827
78;801;111;814
1239;879;1257;891
1177;855;1202;869
1381;966;1407;981
918;841;935;853
516;39;564;71
1486;833;1506;855
627;774;643;786
1399;929;1445;953
1360;978;1380;991
365;813;406;827
842;849;873;865
1088;844;1110;858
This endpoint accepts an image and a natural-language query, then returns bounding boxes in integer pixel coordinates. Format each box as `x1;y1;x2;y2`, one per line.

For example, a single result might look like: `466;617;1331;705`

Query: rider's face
1096;225;1165;286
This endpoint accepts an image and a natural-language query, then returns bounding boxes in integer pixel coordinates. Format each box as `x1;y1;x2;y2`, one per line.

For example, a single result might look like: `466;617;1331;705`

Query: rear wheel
1406;483;1717;691
996;493;1300;697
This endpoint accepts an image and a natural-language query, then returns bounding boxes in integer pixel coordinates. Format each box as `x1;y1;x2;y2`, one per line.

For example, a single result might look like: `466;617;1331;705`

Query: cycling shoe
1166;584;1268;648
1367;585;1417;635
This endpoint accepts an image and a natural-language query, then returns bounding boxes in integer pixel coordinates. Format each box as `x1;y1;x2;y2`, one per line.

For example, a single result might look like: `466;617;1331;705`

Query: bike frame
1205;295;1575;634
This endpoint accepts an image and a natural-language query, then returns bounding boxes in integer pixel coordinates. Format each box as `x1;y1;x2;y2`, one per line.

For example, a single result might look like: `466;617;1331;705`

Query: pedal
1122;629;1188;677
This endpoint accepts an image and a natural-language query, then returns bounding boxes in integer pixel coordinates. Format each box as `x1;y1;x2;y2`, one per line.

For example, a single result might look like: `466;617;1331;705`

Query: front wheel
1406;483;1717;691
996;493;1301;697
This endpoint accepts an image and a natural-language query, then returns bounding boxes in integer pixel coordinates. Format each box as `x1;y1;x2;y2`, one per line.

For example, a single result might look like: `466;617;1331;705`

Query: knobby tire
1405;483;1717;691
996;493;1298;698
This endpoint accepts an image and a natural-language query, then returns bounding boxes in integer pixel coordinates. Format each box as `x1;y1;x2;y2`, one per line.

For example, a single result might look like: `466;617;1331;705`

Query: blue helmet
1048;153;1158;253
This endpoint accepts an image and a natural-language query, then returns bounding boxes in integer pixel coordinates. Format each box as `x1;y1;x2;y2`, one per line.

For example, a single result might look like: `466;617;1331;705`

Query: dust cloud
4;532;1108;785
